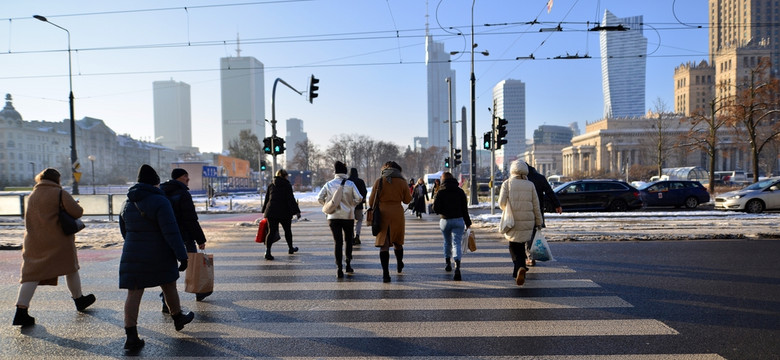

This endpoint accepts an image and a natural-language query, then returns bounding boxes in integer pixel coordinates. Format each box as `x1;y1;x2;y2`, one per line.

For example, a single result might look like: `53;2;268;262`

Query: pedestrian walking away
525;162;562;266
13;168;96;327
498;160;542;286
411;178;429;218
349;168;368;245
432;171;472;281
261;169;302;260
368;161;413;282
161;168;212;304
318;161;363;279
119;164;194;353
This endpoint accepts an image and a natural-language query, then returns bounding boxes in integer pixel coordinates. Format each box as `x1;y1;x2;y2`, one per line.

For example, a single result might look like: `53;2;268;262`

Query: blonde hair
275;169;288;178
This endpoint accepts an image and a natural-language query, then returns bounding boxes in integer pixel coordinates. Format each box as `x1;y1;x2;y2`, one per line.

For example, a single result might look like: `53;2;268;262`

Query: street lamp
34;15;79;195
88;155;96;194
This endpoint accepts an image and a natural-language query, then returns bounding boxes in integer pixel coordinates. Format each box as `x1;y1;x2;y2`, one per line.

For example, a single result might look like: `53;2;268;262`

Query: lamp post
88;155;96;194
34;15;79;195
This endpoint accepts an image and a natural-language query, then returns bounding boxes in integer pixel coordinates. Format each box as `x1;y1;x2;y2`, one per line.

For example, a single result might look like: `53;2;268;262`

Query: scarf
381;168;404;183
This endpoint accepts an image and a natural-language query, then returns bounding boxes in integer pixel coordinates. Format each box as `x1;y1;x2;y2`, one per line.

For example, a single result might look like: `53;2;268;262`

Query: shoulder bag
367;178;383;236
59;190;85;235
322;179;348;214
498;182;515;234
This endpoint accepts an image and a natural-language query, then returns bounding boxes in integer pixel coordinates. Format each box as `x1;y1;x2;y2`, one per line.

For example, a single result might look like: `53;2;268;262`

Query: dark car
638;180;710;209
553;179;643;212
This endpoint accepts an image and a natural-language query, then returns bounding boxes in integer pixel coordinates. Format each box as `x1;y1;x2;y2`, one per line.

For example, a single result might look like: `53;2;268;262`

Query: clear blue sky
1;0;707;154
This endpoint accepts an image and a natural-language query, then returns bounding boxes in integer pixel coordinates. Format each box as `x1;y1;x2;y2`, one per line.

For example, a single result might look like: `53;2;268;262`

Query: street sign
202;166;218;178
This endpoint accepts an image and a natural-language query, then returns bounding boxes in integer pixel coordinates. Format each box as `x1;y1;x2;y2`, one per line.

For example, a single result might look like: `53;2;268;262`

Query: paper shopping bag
185;252;214;293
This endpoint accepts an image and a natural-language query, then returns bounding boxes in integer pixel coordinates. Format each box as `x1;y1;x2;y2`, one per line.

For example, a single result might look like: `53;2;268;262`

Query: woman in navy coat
118;165;194;352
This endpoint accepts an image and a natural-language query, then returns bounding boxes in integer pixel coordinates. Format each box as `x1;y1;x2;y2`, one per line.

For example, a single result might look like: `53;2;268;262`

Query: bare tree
227;129;262;170
290;139;320;172
683;91;730;194
643;98;678;177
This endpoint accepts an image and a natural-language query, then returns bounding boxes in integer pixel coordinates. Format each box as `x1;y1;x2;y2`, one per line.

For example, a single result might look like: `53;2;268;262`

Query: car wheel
684;196;699;209
608;199;628;211
745;199;765;213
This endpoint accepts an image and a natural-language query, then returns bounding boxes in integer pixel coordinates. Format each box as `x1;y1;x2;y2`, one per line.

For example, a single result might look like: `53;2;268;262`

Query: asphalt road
0;209;777;359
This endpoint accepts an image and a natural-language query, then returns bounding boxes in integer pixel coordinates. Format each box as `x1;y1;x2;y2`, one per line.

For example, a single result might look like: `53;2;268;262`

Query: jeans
439;217;465;262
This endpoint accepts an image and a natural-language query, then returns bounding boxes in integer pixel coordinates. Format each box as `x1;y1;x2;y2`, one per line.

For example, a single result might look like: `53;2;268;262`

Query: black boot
160;292;169;313
353;235;361;245
172;311;195;331
445;257;452;272
394;248;404;273
264;248;274;260
380;251;391;282
345;259;354;273
124;326;145;352
453;259;462;281
74;294;96;312
12;307;34;327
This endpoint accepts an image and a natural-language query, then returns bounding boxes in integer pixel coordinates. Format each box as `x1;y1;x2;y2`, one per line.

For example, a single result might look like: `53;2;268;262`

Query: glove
178;259;188;272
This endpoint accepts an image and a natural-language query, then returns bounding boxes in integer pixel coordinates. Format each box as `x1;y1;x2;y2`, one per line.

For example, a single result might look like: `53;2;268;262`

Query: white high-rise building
153;79;191;150
285;118;308;169
599;10;647;118
492;79;526;171
220;47;265;152
426;34;456;149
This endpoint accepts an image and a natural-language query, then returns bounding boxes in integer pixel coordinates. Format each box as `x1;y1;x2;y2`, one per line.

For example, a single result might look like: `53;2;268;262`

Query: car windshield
744;178;777;190
638;182;657;190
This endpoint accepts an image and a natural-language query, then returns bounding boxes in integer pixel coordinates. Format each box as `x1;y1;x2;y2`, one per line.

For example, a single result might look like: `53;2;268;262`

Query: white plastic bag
462;228;471;253
529;230;554;262
498;201;515;234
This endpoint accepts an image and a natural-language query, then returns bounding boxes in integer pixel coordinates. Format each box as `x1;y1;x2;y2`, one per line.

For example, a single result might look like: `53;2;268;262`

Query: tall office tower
492;79;526;168
153;79;192;150
674;61;715;116
426;33;456;148
599;10;647;118
709;0;779;98
220;44;265;152
285;118;308;169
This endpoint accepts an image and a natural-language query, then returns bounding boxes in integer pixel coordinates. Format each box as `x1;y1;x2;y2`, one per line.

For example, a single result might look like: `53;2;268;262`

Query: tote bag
59;190;85;235
255;218;268;243
185;251;214;293
498;183;515;234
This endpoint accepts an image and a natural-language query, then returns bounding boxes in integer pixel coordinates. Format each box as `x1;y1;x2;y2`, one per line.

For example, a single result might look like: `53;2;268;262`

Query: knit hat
137;164;160;185
171;168;188;180
334;161;347;174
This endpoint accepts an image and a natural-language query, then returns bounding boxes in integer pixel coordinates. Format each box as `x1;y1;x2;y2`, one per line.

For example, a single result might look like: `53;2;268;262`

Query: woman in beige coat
13;168;95;327
368;161;412;282
498;160;542;286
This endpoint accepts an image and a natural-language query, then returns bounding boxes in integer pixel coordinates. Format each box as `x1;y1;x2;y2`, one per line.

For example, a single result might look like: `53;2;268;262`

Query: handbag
322;179;347;214
184;251;214;293
462;228;477;253
255;218;268;243
468;228;477;252
368;178;383;236
59;190;85;235
529;229;554;262
498;183;515;234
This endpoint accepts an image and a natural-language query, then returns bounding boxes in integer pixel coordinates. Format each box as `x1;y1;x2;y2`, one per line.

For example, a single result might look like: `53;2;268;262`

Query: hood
160;179;187;195
127;182;164;202
440;178;460;190
510;160;529;177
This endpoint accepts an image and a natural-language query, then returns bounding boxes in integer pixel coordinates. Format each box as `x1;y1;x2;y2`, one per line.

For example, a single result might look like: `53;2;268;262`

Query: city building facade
492;79;526;172
153;79;192;150
425;34;456;148
674;61;715;116
220;52;265;152
600;10;647;118
523;125;574;176
285;118;308;169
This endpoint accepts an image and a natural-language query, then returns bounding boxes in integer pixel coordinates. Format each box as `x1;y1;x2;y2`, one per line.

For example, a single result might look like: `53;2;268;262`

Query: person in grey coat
119;164;194;352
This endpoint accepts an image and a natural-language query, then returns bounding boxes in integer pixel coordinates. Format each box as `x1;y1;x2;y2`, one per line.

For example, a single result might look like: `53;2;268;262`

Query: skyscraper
426;33;456;149
599;10;647;118
220;45;265;152
285;118;308;169
492;79;526;170
153;79;191;150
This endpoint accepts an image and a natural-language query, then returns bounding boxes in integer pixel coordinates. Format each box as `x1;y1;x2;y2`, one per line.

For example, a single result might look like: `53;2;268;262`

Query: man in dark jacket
525;162;562;266
432;172;472;281
160;168;211;302
348;168;368;245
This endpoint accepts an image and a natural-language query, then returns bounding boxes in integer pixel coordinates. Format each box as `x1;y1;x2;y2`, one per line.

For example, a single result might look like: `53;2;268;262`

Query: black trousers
328;219;354;268
266;216;294;250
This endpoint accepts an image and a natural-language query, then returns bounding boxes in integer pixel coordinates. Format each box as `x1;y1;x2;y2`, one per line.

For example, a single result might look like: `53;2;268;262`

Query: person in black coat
160;168;211;303
432;172;472;281
348;168;368;245
411;178;429;218
119;164;194;353
525;162;562;266
261;169;301;260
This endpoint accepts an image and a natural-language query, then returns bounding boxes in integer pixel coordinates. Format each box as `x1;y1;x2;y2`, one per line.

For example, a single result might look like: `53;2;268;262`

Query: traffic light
494;117;508;149
260;160;267;171
308;75;319;103
262;137;272;154
444;157;450;168
483;132;492;149
272;136;286;155
453;149;462;167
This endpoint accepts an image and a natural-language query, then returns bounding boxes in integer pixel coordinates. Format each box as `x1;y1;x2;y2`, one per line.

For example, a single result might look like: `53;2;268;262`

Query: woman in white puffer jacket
498;160;542;286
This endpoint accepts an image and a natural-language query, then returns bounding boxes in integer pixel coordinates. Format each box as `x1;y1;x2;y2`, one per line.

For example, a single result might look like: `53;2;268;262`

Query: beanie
171;168;188;180
334;161;347;174
137;164;160;185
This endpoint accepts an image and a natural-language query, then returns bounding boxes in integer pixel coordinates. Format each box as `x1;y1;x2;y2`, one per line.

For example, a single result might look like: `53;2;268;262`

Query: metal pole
446;77;453;172
490;105;496;215
270;78;304;176
468;1;478;205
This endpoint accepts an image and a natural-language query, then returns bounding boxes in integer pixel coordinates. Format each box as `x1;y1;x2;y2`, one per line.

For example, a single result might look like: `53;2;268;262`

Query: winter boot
74;294;96;312
124;326;145;352
12;307;34;327
160;292;169;313
380;251;391;283
453;259;462;281
353;235;361;245
394;248;404;273
172;311;195;331
345;259;354;273
445;257;452;272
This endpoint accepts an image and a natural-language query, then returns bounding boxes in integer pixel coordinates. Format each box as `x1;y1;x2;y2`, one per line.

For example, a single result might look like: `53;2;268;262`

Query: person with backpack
160;168;211;306
317;161;363;279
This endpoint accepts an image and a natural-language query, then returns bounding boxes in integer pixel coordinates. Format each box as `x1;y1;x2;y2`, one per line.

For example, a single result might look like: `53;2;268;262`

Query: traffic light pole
446;77;453;172
490;107;496;215
270;78;304;175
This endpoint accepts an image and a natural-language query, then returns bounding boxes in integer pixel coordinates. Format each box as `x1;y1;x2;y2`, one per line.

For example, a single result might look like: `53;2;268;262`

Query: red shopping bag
255;218;268;243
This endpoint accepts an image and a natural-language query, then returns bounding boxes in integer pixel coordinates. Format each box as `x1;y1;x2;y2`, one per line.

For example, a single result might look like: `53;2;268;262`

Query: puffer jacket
119;183;187;289
317;174;363;220
498;161;542;243
160;179;206;252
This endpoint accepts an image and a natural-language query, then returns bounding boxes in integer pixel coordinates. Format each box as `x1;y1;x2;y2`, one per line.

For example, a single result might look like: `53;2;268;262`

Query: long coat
161;179;206;253
411;184;428;214
20;180;83;283
368;175;412;247
119;183;187;289
262;176;301;219
498;161;543;243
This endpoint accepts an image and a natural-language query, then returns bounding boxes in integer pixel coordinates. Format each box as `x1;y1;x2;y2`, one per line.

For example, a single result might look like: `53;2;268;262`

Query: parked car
714;177;780;213
638;180;710;209
552;179;643;212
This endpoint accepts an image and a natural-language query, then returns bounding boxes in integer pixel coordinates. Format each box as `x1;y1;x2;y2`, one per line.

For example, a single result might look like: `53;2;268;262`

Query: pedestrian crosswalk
0;214;727;359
